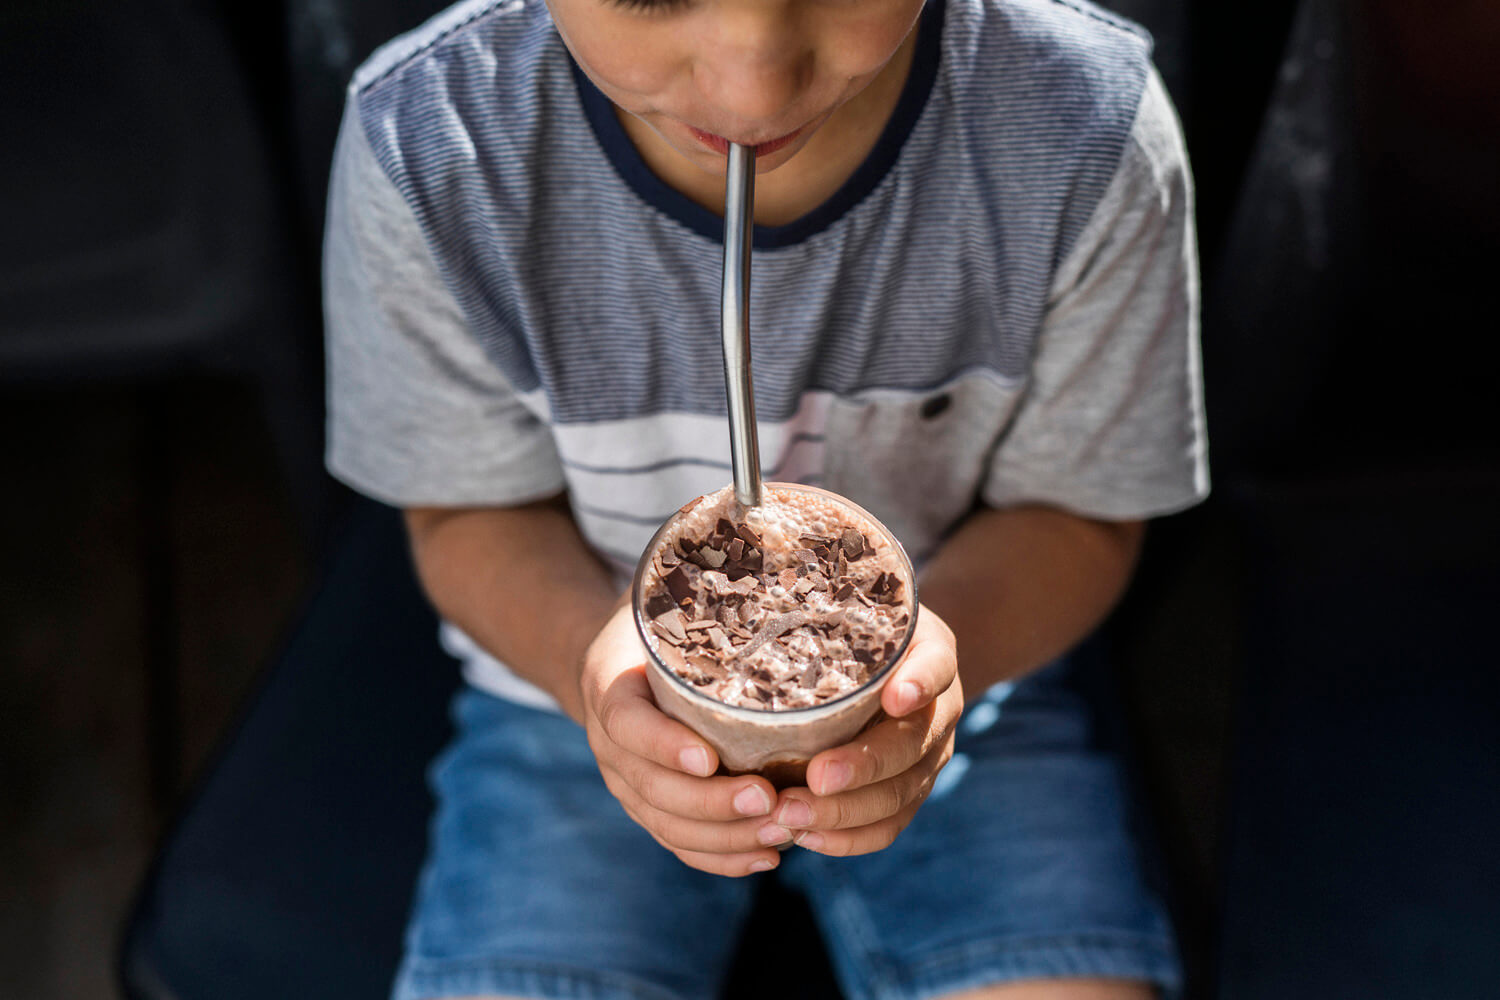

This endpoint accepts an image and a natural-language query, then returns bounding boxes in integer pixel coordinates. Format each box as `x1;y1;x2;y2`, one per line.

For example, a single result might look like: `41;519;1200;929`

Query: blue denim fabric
391;659;1180;1000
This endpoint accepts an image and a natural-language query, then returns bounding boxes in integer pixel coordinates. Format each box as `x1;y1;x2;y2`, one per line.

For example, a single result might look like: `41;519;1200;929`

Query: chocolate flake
840;528;865;560
665;565;695;606
658;643;686;671
653;608;688;642
644;592;676;619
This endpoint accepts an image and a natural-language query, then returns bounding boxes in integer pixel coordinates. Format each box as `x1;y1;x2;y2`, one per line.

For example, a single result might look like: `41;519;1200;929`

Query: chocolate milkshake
633;483;917;785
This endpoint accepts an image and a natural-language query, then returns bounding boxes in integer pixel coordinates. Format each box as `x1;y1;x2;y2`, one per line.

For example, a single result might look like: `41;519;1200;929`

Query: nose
693;3;811;127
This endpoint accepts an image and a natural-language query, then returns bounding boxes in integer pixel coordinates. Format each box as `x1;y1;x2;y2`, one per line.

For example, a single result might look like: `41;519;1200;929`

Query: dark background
2;0;1497;997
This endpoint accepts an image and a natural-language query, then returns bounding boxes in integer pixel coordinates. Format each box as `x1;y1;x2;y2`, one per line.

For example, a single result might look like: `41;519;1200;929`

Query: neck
617;28;920;227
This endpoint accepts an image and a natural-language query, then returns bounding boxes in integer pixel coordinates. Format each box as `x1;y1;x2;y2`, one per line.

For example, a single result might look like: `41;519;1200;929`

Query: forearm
917;505;1144;694
404;495;620;722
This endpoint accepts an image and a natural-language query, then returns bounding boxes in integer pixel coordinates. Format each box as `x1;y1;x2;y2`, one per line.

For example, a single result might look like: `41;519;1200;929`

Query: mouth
688;125;804;158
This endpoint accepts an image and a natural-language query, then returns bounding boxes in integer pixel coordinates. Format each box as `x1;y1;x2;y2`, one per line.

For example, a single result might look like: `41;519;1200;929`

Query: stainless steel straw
721;142;763;510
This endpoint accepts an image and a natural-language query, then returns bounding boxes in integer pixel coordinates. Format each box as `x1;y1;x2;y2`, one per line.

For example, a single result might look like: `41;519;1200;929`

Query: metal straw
721;143;762;509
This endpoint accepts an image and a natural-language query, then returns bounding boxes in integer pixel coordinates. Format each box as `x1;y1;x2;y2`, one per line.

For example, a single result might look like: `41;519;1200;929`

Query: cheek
826;4;925;78
563;19;682;104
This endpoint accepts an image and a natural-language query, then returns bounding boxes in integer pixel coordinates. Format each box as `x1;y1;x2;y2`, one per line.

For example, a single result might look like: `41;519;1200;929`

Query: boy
324;0;1208;996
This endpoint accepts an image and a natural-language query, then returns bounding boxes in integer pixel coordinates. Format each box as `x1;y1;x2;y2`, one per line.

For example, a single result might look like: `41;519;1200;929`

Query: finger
618;795;783;876
666;845;783;878
806;679;961;797
881;609;958;719
777;736;951;832
607;753;777;822
592;666;720;777
807;615;962;797
792;797;925;858
606;773;795;854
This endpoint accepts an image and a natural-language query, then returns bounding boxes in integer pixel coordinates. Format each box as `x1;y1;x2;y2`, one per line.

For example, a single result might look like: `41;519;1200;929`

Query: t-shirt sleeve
322;95;566;508
982;68;1209;521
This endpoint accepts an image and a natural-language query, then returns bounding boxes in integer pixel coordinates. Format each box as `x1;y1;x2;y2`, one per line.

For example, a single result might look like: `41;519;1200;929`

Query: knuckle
878;780;907;819
654;818;696;854
648;728;680;769
826;794;856;829
719;823;758;854
699;781;730;820
596;694;628;742
634;766;665;808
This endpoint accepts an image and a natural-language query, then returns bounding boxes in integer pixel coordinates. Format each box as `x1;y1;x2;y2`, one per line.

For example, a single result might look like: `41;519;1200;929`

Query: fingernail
734;785;772;817
757;824;792;846
679;746;712;776
794;831;825;851
819;762;852;795
894;681;922;715
748;858;776;873
777;799;813;828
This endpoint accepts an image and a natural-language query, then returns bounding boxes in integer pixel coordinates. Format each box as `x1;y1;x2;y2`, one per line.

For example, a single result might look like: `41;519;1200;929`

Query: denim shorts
391;654;1181;1000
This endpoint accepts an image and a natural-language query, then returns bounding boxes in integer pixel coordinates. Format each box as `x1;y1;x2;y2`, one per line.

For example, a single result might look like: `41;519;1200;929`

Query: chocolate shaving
658;643;686;671
644;592;676;619
737;609;817;659
652;609;688;643
840;528;865;560
687;653;726;678
665;565;695;606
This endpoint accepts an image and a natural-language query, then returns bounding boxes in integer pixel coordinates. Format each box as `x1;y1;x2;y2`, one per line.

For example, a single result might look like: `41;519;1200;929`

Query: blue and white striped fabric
324;0;1207;704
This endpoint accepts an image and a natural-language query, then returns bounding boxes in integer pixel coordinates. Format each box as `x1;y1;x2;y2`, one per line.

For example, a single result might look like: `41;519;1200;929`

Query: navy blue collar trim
571;0;946;250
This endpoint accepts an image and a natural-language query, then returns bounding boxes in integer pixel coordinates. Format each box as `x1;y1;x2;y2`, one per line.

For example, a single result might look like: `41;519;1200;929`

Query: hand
770;605;963;856
578;603;789;877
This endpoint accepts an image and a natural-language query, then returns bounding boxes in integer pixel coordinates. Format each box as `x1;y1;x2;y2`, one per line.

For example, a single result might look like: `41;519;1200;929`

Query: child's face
547;0;927;175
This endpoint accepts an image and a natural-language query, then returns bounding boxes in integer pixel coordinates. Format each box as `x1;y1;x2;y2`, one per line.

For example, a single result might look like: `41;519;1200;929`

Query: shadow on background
2;0;1496;998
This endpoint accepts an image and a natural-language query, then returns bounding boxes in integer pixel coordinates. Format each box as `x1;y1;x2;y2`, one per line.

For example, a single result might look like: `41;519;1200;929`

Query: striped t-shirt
324;0;1209;705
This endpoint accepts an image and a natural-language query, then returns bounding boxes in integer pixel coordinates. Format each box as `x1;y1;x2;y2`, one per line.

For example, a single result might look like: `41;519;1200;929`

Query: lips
689;125;804;157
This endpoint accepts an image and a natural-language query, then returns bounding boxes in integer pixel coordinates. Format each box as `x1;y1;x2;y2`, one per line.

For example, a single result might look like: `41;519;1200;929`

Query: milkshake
633;483;917;786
